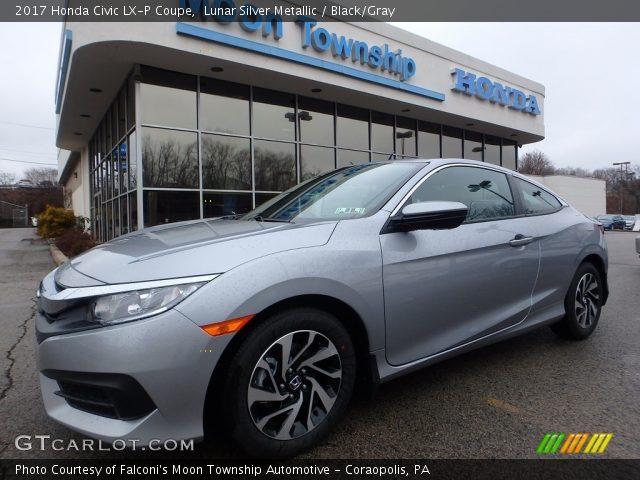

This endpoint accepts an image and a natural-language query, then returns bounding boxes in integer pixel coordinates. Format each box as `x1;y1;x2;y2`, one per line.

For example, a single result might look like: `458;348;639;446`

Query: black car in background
597;215;626;230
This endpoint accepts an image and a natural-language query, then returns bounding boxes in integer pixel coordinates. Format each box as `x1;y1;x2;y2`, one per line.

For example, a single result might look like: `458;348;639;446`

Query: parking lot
0;228;638;459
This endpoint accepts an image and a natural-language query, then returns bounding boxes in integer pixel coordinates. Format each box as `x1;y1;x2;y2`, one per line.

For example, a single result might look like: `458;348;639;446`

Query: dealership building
55;13;545;241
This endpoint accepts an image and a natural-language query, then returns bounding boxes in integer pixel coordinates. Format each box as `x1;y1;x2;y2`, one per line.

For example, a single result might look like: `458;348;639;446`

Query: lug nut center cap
288;375;303;391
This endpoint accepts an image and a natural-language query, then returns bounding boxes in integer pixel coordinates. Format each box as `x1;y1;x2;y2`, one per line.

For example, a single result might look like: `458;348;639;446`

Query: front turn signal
201;315;255;336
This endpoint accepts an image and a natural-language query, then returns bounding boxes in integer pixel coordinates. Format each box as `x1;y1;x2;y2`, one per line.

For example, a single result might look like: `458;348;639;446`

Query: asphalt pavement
0;228;638;459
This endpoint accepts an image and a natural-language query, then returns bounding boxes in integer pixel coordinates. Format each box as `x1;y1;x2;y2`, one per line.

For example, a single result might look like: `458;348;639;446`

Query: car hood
58;219;337;286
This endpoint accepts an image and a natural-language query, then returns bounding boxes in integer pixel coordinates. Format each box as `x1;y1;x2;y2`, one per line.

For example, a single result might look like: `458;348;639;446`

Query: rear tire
222;308;356;458
551;263;603;340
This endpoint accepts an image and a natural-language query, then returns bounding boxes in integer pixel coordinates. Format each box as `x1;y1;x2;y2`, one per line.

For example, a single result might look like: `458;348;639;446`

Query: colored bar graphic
560;433;575;454
597;434;613;453
574;433;588;453
537;433;613;454
537;434;552;454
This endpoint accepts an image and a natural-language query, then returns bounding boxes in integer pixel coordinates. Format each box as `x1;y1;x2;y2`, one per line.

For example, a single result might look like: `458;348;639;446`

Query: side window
408;166;515;222
515;178;562;215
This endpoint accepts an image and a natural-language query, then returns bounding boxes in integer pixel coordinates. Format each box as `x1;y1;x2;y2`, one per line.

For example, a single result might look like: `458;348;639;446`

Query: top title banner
3;0;640;21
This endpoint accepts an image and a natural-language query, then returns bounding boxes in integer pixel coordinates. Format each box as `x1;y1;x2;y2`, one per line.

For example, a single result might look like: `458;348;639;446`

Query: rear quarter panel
528;206;607;324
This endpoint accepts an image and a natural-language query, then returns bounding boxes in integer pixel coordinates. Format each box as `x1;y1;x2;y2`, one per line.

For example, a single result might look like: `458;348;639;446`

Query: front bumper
37;307;232;445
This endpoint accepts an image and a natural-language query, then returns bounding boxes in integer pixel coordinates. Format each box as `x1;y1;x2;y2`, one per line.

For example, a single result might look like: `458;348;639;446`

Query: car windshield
598;215;613;220
241;162;424;222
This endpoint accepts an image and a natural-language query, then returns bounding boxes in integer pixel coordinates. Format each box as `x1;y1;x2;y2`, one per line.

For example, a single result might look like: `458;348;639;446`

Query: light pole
395;130;413;157
613;161;631;214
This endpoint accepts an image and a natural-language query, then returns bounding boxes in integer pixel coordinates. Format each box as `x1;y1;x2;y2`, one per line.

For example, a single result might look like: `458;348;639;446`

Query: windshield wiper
252;215;292;223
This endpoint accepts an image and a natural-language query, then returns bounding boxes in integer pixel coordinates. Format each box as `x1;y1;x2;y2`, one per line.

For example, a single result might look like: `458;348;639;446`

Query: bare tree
0;171;16;186
23;168;58;186
518;150;555;176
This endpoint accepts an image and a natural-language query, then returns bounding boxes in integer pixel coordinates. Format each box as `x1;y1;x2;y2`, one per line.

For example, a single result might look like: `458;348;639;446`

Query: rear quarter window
515;177;563;215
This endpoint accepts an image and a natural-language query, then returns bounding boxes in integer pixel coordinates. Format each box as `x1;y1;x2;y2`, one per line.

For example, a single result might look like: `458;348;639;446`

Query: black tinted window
409;166;515;222
515;178;562;215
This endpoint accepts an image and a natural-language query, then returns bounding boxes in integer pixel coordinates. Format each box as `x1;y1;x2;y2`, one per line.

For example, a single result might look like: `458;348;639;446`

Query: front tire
551;263;603;340
222;308;356;458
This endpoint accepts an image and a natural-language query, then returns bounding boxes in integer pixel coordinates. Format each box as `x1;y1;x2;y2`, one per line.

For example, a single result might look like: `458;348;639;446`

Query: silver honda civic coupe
36;159;608;457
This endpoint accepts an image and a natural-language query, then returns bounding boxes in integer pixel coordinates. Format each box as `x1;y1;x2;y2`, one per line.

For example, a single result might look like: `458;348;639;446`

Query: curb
50;244;69;266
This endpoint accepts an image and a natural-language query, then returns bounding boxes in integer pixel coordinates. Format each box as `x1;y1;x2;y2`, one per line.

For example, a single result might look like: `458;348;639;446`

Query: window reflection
396;117;416;157
484;136;501;166
143;190;200;227
418;121;440;158
203;192;252;218
337;149;369;168
200;79;250;135
371;111;394;153
140;67;197;130
201;134;251;190
300;145;334;181
142;128;199;188
337;105;369;150
128;133;137;190
464;131;483;161
298;97;334;146
253;88;295;141
442;126;462;158
502;139;517;170
254;140;296;191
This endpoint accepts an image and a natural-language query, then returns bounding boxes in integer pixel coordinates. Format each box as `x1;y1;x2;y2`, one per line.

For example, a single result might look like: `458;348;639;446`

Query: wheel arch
580;253;609;305
202;294;377;438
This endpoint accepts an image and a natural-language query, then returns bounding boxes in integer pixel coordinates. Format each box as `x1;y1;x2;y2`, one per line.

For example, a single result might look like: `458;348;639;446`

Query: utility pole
613;161;630;213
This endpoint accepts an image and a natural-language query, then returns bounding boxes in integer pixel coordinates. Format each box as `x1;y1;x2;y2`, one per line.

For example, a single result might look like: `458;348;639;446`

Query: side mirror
383;201;469;233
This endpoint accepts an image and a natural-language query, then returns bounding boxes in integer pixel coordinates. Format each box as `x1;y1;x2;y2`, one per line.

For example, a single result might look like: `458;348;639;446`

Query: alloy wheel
574;273;600;328
247;330;342;440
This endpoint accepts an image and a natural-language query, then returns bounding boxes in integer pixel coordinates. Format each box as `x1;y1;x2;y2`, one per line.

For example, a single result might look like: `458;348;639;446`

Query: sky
1;22;639;178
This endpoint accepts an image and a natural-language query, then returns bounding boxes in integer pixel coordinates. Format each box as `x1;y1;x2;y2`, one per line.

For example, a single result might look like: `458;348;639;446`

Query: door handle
509;234;533;247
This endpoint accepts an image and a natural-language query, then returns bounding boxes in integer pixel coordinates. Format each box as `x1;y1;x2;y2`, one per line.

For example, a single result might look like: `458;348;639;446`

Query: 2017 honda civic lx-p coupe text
36;160;608;457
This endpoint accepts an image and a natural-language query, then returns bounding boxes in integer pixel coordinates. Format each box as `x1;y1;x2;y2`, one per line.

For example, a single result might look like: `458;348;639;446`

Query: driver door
381;165;540;366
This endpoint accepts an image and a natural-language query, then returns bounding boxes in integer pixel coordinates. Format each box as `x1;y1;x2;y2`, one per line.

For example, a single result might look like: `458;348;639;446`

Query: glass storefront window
127;75;135;131
201;134;251;190
129;192;138;231
371;111;394;153
140;67;197;130
253;88;295;141
442;126;462;158
120;195;129;235
143;190;200;227
484;136;501;166
298;97;334;146
112;149;121;197
417;121;440;159
337;105;369;150
203;192;253;218
337;149;369;168
255;192;279;207
254;140;296;192
104;112;112;152
89;70;524;241
464;131;483;161
200;78;250;135
111;102;119;146
300;145;335;181
502;139;517;170
113;197;121;237
141;127;199;188
128;132;137;190
395;117;417;157
118;88;127;140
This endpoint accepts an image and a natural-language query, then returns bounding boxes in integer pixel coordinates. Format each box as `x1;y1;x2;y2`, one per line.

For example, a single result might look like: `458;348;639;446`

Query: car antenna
387;153;397;160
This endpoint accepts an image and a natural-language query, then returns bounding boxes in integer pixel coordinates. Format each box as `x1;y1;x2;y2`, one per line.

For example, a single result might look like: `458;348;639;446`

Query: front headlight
90;282;205;326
